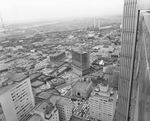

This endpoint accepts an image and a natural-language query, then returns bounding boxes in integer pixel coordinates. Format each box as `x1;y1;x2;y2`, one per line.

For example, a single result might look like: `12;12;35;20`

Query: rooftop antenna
0;13;6;34
0;13;7;42
94;18;96;28
98;19;101;29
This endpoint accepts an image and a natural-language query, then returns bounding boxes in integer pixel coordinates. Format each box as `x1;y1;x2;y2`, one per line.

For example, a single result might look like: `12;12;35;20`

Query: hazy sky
0;0;124;23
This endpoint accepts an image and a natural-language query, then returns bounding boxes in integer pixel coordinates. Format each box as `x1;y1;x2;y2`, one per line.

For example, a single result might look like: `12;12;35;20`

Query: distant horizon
0;14;123;27
0;0;124;25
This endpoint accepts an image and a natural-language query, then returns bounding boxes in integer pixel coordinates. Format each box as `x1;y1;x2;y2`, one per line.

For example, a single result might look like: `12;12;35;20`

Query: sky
0;0;124;24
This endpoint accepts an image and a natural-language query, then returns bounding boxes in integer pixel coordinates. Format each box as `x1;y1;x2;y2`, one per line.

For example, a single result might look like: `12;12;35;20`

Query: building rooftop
50;51;65;57
37;91;53;100
73;80;92;93
72;47;88;54
57;97;70;105
34;102;54;115
49;95;60;105
0;64;9;72
0;74;30;96
51;77;65;85
31;81;45;88
27;114;42;121
0;83;17;96
91;83;117;101
6;72;28;82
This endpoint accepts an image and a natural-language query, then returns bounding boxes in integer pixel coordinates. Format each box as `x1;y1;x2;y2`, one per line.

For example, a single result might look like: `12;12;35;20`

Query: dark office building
72;49;90;76
50;51;66;64
112;70;119;89
114;0;150;121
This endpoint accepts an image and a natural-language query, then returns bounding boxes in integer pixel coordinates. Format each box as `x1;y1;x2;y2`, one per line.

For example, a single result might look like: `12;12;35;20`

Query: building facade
56;97;72;121
112;70;119;89
33;102;59;121
50;52;66;65
72;49;90;76
0;78;35;121
72;79;93;99
115;0;150;121
89;84;117;121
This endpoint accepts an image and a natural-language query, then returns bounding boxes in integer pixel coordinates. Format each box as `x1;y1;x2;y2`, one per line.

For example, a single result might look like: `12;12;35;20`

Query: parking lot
72;100;90;119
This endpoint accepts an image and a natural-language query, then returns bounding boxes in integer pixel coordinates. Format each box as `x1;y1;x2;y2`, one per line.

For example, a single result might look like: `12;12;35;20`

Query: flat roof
74;81;92;93
31;81;45;87
49;95;60;105
27;114;42;121
5;71;28;82
0;75;29;96
51;77;65;84
72;48;88;54
0;83;17;96
50;51;65;57
57;97;70;105
0;64;9;71
35;102;54;114
37;91;52;100
91;84;117;100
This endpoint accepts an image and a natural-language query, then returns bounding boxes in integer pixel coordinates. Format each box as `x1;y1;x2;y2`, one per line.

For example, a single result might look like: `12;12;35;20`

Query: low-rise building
47;77;66;88
33;102;59;121
50;52;66;65
72;78;93;99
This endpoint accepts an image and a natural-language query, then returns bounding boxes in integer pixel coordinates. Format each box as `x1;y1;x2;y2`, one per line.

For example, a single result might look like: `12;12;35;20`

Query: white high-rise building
89;84;117;121
56;97;72;121
0;78;35;121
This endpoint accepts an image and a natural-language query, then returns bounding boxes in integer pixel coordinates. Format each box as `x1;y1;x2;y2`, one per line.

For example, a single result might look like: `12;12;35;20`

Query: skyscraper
115;0;150;121
72;49;90;76
133;11;150;121
0;78;35;121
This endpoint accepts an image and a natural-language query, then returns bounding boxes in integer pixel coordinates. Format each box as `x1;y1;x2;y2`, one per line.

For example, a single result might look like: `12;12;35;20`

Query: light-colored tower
94;18;96;28
0;78;35;121
56;97;72;121
89;84;117;121
98;19;101;29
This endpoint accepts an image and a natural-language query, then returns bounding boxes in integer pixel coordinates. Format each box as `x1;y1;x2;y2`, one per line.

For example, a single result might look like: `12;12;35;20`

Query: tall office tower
112;70;119;89
115;0;150;121
89;84;117;121
133;11;150;121
0;78;35;121
114;0;139;121
72;49;90;76
56;97;72;121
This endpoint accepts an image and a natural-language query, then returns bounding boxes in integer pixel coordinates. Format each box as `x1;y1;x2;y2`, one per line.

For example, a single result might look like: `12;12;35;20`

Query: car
79;113;82;117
